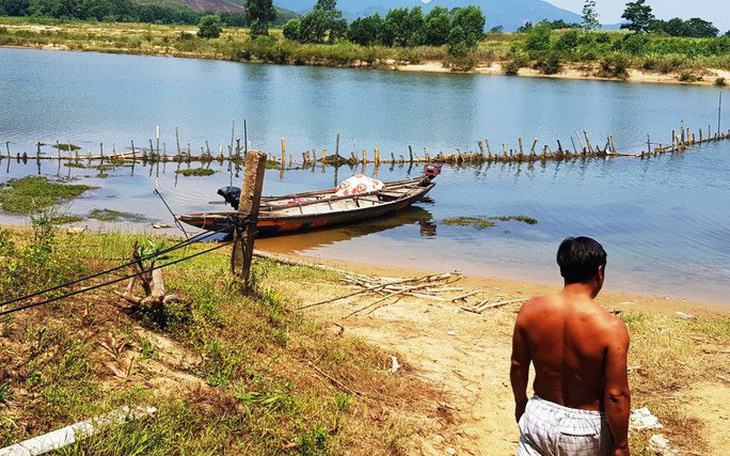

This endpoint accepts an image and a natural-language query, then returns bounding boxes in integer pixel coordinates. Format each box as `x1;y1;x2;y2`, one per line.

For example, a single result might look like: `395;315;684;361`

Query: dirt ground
266;252;730;456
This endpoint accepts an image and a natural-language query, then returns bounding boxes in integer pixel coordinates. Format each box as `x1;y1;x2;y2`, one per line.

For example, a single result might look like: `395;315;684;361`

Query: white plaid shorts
516;396;612;456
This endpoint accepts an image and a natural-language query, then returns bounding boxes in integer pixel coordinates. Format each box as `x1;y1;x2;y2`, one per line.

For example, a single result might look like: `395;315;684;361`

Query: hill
272;0;583;31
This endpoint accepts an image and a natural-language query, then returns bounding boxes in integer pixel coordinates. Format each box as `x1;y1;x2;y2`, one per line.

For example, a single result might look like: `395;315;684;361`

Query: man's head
557;237;607;297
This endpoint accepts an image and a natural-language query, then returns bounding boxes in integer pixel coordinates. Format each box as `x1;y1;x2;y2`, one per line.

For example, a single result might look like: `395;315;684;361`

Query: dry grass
621;311;730;453
0;227;439;454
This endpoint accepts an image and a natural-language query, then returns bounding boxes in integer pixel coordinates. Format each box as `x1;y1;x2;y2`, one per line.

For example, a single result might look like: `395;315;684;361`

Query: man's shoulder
585;306;629;344
516;295;558;322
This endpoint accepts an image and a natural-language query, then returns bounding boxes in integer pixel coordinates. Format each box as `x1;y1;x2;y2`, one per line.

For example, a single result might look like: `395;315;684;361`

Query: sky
547;0;730;32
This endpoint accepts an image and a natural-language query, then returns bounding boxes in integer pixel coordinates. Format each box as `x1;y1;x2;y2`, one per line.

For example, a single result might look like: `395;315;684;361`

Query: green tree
517;22;533;33
348;14;383;46
554;29;580;51
488;25;504;34
198;14;222;39
299;7;328;43
423;6;451;46
245;0;276;37
449;6;485;48
621;0;654;33
382;7;424;47
524;21;552;52
581;0;599;31
649;17;718;38
282;18;301;40
680;17;718;38
299;0;346;44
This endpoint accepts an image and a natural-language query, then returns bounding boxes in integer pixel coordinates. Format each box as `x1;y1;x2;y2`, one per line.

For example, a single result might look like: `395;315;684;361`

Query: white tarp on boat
334;175;384;197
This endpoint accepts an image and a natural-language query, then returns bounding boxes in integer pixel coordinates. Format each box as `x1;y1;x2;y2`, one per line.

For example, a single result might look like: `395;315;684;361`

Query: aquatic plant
492;215;538;225
442;215;538;230
88;209;148;222
442;217;496;229
53;143;81;151
51;214;85;225
0;177;95;214
175;167;216;177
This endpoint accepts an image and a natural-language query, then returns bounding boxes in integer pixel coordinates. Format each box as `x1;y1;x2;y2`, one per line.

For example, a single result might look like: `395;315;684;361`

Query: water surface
1;48;729;303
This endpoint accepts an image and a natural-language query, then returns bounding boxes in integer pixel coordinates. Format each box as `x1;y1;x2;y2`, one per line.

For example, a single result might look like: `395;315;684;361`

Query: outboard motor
217;186;241;210
423;164;441;181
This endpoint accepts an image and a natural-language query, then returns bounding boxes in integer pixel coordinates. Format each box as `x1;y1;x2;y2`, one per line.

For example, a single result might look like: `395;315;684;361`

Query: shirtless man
510;237;630;456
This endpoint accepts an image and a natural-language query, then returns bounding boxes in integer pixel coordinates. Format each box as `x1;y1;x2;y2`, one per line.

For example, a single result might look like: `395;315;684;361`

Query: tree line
0;0;295;27
274;0;485;57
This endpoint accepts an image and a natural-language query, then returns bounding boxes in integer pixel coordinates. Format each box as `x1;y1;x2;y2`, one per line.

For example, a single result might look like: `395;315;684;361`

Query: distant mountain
272;0;583;31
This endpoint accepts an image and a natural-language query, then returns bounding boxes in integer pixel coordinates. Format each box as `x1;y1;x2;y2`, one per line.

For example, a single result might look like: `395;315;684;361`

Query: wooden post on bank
231;150;267;291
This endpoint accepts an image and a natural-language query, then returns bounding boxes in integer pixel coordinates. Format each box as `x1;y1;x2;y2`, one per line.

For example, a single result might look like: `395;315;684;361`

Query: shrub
282;18;301;41
620;33;649;55
678;72;701;82
716;77;727;86
524;22;552;52
597;54;630;78
655;54;688;73
553;30;580;52
198;15;222;39
594;32;611;44
504;59;521;75
534;53;562;75
445;52;477;71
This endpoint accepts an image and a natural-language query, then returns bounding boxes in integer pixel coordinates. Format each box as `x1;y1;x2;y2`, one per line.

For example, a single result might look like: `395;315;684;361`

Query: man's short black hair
557;237;607;284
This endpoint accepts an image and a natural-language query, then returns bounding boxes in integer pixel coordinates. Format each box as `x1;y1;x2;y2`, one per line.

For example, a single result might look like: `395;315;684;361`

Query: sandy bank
263;248;730;455
397;60;730;87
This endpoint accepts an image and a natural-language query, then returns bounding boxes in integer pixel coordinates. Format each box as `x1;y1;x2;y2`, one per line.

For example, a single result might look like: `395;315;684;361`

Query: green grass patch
0;177;96;214
63;162;87;168
175;167;216;177
88;209;148;223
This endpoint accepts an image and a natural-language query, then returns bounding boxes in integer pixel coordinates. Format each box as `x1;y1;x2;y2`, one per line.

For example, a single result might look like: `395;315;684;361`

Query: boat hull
179;182;434;237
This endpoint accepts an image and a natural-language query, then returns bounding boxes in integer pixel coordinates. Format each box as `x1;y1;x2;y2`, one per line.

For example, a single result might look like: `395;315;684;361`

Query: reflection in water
255;206;433;253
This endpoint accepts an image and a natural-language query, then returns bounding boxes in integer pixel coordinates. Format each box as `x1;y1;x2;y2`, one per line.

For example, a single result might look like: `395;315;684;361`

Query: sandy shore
397;60;730;87
263;248;730;455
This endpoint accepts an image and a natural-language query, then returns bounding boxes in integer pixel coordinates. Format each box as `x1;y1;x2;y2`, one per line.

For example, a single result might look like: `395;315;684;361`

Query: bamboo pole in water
280;138;286;164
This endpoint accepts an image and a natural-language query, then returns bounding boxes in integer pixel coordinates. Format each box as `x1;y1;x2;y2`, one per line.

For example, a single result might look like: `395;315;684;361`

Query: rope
0;239;234;317
0;221;239;310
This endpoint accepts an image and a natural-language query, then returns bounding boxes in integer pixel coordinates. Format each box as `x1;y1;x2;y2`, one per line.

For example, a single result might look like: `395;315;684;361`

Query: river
1;47;729;303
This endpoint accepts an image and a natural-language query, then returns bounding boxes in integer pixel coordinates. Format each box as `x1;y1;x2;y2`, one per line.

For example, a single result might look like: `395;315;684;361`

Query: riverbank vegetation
0;221;436;453
3;13;730;83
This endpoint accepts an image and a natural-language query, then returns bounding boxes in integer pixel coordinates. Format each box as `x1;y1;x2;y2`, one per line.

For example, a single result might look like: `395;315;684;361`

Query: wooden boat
178;170;439;236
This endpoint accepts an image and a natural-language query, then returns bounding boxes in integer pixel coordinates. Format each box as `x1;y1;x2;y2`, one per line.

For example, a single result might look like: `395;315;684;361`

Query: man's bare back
510;237;631;456
516;292;627;411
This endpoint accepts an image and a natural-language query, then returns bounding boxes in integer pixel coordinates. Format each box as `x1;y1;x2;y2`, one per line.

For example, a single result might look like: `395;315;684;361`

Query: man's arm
510;308;532;423
604;318;631;456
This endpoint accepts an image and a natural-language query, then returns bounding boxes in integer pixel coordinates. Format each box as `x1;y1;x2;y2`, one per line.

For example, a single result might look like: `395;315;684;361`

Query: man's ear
597;265;605;281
